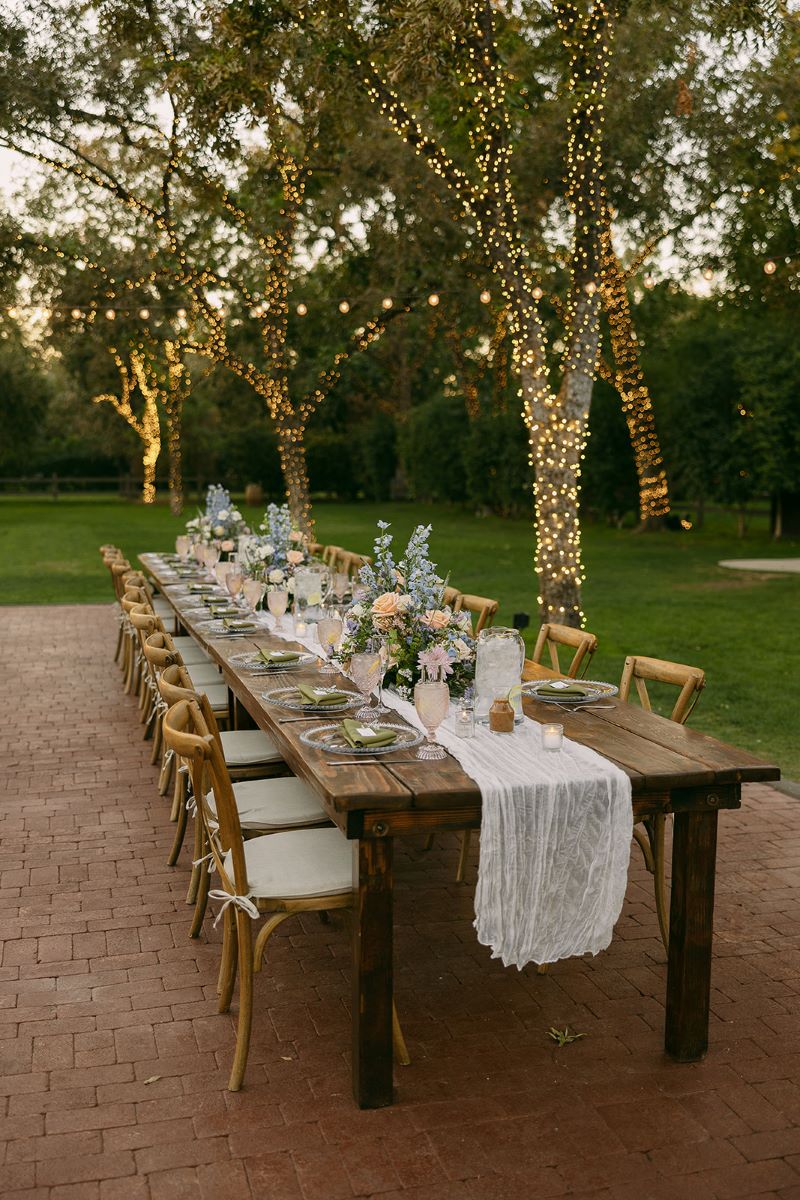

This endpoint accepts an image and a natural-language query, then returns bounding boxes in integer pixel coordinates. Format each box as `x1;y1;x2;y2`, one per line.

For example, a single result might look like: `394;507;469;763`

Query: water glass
267;589;288;630
242;577;265;616
414;679;450;760
226;569;244;606
317;611;343;674
349;651;383;720
333;572;349;603
203;544;221;575
175;535;190;561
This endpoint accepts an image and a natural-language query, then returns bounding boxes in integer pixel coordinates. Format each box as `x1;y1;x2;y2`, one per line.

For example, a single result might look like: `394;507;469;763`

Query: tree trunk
277;424;313;536
141;440;159;505
165;404;184;516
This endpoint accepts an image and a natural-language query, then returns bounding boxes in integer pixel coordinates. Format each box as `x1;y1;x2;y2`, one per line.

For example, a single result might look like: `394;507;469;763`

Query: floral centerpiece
340;522;475;696
185;484;249;549
239;502;308;591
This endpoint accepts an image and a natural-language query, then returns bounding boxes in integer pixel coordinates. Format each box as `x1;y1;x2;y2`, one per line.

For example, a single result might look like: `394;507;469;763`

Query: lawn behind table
2;495;798;779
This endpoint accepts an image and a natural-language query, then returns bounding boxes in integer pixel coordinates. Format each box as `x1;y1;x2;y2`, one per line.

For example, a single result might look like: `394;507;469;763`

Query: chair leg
650;814;670;952
159;748;175;797
422;834;435;851
189;861;210;938
228;911;254;1091
218;906;239;1008
149;710;162;763
253;912;293;972
186;808;204;902
392;1002;411;1066
114;622;124;664
456;830;472;883
167;794;188;868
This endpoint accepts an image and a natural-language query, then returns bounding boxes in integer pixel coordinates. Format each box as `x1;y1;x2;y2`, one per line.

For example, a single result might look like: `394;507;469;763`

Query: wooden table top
141;555;780;826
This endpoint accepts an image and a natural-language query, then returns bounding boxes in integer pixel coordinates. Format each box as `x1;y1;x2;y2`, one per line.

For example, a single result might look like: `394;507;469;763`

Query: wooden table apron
141;555;781;1108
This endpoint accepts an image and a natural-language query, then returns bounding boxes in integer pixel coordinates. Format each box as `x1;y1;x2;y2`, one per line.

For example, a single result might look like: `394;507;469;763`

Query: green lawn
3;495;798;779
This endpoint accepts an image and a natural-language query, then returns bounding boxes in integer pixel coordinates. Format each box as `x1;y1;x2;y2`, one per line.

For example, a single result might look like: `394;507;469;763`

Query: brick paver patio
2;604;800;1199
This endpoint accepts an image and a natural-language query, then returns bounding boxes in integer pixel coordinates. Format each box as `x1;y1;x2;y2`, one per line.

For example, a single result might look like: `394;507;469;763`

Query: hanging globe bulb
296;303;308;316
480;289;491;304
427;293;440;306
763;260;777;275
138;307;150;320
381;297;393;310
532;286;544;301
338;300;350;314
71;308;82;319
105;309;116;320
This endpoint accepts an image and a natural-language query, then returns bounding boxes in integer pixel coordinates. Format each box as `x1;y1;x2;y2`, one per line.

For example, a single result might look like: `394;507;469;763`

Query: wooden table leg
352;836;394;1108
665;807;718;1061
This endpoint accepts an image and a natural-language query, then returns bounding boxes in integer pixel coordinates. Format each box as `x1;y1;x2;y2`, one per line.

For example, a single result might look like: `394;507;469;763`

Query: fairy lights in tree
598;209;671;524
92;348;161;503
342;0;615;624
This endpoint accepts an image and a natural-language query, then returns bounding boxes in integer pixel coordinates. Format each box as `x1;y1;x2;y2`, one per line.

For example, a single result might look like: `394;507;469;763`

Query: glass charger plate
261;685;361;713
228;651;317;671
298;721;423;756
197;619;261;636
522;679;618;705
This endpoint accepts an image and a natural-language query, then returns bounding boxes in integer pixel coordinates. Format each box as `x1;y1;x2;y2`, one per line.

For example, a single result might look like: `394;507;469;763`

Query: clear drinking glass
373;639;390;714
192;542;205;564
175;535;190;560
317;611;343;674
349;651;383;720
242;577;265;616
267;589;288;630
414;676;450;760
226;569;244;606
215;561;233;589
204;544;221;576
333;571;349;603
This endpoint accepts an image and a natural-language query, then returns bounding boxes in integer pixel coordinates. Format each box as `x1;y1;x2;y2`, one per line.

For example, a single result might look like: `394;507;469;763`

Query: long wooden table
141;554;781;1108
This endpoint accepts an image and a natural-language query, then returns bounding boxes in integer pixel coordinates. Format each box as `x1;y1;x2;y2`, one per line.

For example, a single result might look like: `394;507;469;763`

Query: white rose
454;637;473;662
268;568;285;584
231;510;241;521
286;578;295;593
261;543;274;556
349;603;365;618
396;594;413;610
217;509;229;520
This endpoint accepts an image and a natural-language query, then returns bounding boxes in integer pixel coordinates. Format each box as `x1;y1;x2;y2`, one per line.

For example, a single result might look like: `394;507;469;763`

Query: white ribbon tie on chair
208;889;260;927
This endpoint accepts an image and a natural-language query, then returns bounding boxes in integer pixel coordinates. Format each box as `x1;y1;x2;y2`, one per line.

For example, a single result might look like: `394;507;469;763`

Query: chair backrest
531;622;598;679
453;593;499;635
338;550;372;578
322;545;343;567
144;631;179;673
619;655;706;724
441;586;461;609
157;661;195;706
162;699;247;897
307;541;324;557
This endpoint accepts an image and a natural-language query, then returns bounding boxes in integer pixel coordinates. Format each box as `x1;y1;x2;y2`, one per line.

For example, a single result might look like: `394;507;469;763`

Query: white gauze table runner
379;689;633;969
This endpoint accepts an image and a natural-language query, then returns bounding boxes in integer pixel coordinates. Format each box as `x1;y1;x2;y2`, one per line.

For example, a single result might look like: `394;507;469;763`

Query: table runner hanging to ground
382;692;633;969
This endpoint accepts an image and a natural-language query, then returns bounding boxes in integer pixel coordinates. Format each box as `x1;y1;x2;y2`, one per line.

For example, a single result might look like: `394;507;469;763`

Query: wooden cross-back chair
161;699;409;1090
322;544;343;567
453;593;499;635
529;622;599;679
154;661;291;903
621;655;707;952
441;586;461;609
337;550;372;578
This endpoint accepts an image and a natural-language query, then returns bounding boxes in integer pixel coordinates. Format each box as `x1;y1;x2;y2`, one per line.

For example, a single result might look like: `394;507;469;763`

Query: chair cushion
209;776;326;832
198;682;229;712
224;826;351;897
219;729;284;766
152;598;174;617
173;637;211;664
187;663;223;687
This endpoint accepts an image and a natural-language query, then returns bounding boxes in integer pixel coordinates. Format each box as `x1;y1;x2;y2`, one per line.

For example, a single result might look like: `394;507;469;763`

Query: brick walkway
2;605;800;1200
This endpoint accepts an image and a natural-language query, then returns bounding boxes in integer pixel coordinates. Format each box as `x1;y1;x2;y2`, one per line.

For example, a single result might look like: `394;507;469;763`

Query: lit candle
294;619;307;637
542;723;563;751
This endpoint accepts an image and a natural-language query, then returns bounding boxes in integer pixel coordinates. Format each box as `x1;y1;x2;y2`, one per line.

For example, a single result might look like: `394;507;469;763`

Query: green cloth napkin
536;681;591;698
296;683;350;706
209;605;240;617
257;649;301;666
222;618;257;631
188;583;216;592
341;719;398;749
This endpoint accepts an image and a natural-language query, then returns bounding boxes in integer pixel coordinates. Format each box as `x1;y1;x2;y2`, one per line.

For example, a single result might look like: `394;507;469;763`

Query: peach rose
221;539;235;552
371;592;401;624
287;549;304;565
289;530;303;543
421;609;451;631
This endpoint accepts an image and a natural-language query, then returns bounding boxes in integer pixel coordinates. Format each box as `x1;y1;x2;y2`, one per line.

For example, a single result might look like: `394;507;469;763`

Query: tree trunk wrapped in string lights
132;338;192;517
598;212;671;524
92;348;161;504
351;0;614;623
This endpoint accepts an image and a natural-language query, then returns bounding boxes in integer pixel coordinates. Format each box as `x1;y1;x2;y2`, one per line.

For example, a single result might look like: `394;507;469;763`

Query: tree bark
277;424;313;536
164;400;184;515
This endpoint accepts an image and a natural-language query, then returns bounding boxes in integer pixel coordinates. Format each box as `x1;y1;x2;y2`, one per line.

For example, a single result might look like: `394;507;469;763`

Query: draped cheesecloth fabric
379;691;633;970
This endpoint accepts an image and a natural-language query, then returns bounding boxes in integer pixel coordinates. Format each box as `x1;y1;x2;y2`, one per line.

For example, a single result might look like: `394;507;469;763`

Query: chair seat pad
173;637;211;664
219;729;284;766
187;663;223;687
198;682;228;712
152;598;174;617
209;776;327;832
224;827;351;897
